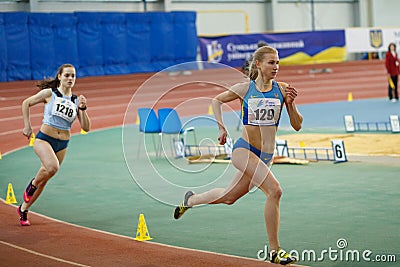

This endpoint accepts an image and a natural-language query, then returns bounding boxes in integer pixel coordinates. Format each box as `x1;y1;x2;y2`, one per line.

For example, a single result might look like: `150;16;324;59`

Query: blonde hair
248;46;278;81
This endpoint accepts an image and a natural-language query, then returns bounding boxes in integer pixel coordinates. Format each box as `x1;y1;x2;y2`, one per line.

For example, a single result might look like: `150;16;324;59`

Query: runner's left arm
280;82;303;131
77;95;91;132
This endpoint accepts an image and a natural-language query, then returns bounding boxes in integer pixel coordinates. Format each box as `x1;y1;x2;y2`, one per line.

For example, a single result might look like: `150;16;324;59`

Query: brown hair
388;42;396;51
36;64;75;90
248;46;278;81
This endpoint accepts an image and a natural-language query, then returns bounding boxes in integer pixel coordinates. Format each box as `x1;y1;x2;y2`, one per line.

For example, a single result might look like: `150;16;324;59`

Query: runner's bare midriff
242;125;277;153
40;124;70;140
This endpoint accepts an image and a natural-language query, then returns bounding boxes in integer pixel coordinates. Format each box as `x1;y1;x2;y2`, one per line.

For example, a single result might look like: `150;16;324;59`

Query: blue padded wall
53;14;79;71
101;12;129;75
173;11;197;65
126;13;152;73
150;12;175;71
0;11;198;82
75;12;104;77
29;13;56;80
0;14;6;81
4;12;31;81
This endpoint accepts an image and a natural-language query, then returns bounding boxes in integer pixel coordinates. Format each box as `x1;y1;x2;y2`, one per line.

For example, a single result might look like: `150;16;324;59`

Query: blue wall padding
4;12;31;81
0;14;7;81
75;12;104;77
0;11;197;82
150;12;175;71
29;13;56;80
126;13;153;73
53;14;79;71
173;11;197;65
101;13;129;75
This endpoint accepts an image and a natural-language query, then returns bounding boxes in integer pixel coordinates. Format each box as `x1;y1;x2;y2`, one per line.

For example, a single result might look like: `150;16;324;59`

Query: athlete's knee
261;180;282;200
222;194;239;205
269;184;282;200
45;163;59;177
223;198;237;205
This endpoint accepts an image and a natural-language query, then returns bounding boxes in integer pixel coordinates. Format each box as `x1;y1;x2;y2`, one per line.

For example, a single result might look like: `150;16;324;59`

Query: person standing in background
385;42;399;102
242;41;268;76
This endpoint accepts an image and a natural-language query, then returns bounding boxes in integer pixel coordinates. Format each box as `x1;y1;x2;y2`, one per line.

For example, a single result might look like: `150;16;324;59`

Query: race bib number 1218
52;97;77;123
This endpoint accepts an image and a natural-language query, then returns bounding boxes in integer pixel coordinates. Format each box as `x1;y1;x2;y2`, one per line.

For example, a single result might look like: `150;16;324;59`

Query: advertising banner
198;30;346;67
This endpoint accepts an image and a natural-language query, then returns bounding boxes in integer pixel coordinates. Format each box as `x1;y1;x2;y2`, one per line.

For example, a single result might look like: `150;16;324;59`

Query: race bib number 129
248;98;281;126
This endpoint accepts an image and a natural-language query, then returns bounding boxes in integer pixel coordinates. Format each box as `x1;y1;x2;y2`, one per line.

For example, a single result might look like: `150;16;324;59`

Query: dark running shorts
36;131;69;153
232;137;273;165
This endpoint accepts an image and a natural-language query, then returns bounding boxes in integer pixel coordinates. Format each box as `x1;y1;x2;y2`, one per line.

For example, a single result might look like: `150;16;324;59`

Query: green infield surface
1;126;399;267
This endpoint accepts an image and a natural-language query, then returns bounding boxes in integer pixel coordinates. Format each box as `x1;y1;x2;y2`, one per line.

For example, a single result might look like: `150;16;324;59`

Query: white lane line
0;240;91;267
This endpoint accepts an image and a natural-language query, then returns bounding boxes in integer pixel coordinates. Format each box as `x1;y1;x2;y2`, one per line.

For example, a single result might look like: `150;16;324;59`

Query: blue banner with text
199;30;346;68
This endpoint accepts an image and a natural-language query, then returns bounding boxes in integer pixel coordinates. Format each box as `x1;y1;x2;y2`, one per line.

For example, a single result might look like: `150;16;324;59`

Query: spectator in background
370;52;379;60
385;42;399;102
242;41;268;76
361;52;379;60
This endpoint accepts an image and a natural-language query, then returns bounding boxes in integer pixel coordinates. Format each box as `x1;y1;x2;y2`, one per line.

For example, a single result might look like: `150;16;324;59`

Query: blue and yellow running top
242;80;284;126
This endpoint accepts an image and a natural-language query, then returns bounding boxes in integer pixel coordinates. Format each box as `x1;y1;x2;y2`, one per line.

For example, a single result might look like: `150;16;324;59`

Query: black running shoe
173;191;194;220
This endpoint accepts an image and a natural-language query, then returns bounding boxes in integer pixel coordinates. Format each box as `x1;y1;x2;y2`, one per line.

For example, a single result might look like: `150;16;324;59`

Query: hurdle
343;115;400;133
173;137;233;159
276;139;347;163
183;144;227;157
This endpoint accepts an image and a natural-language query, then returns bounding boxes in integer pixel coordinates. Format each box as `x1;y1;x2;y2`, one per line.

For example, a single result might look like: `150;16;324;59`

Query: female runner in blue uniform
174;46;303;265
19;64;90;226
